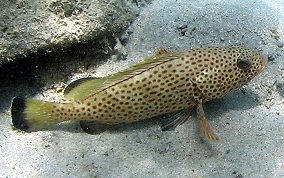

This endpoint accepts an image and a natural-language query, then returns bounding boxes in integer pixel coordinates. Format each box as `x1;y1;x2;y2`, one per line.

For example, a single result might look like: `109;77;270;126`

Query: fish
11;45;267;140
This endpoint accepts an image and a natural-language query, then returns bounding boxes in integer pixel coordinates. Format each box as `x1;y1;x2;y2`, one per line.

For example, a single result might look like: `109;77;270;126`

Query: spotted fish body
11;45;267;140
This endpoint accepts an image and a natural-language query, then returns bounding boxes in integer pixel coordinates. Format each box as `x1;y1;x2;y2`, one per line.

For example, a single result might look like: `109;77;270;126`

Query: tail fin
11;97;68;132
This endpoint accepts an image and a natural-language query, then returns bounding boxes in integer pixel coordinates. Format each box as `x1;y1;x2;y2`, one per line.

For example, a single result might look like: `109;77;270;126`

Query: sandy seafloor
1;0;284;177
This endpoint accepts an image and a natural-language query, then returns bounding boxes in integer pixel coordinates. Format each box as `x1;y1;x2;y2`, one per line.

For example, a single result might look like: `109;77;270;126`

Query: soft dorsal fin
64;77;110;102
64;77;97;97
64;52;183;102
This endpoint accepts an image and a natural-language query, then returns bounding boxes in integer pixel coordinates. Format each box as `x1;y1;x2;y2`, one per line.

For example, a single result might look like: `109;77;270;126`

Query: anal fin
160;108;193;131
80;120;122;134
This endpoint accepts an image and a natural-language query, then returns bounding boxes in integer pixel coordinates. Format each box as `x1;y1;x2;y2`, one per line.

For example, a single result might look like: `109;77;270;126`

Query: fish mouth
244;56;268;83
261;56;268;69
255;56;268;76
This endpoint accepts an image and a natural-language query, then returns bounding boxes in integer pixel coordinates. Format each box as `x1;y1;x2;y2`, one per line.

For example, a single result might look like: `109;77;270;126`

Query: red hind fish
11;45;267;140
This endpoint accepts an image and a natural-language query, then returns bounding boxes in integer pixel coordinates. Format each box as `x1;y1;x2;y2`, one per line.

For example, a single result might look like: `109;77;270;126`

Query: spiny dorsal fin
155;49;168;56
64;51;184;102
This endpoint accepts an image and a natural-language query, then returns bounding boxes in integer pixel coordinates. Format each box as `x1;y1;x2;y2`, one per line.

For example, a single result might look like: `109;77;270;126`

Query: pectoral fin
160;108;193;131
196;99;219;140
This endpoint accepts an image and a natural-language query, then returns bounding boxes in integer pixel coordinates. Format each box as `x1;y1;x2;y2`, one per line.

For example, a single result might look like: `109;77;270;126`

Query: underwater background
1;0;284;177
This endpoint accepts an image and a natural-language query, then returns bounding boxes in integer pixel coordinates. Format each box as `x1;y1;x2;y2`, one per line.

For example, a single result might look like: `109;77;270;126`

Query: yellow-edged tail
11;97;68;132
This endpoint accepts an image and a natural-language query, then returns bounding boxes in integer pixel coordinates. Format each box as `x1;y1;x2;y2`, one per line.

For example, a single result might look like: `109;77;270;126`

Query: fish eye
237;55;252;71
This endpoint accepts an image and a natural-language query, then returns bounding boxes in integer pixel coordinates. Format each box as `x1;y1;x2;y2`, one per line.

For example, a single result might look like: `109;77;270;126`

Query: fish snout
257;56;268;74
